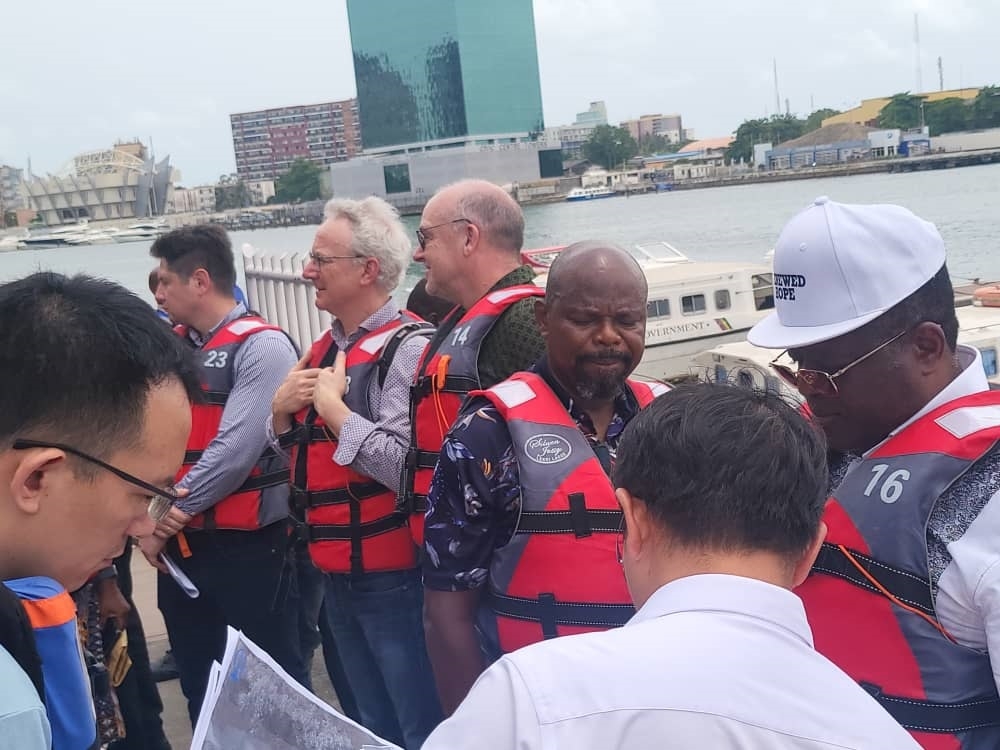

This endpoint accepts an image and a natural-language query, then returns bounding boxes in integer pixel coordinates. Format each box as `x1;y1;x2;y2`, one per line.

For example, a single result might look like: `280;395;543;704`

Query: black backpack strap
0;584;45;705
377;321;435;388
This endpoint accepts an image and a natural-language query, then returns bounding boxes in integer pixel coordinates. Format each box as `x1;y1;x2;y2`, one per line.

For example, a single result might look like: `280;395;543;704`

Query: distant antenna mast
785;98;790;116
938;56;944;91
810;93;815;113
773;59;781;117
914;13;923;93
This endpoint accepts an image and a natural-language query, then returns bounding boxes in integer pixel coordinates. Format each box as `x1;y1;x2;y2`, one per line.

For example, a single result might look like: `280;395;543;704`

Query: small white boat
565;186;616;202
112;220;169;244
22;221;92;248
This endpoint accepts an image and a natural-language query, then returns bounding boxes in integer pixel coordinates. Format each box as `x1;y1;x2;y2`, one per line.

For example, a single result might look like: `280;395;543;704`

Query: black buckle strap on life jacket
399;448;439;515
859;682;1000;734
516;506;623;539
289;480;387;512
411;373;481;400
488;590;635;632
812;543;935;617
377;321;435;388
277;423;302;450
236;468;290;493
202;390;229;407
185;445;283;469
307;513;409;544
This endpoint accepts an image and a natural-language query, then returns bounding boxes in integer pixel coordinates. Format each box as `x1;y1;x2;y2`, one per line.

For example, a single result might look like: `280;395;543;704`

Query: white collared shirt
423;574;920;750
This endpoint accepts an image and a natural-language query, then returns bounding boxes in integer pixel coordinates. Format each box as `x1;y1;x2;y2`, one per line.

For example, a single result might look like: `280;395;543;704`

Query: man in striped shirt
142;224;307;726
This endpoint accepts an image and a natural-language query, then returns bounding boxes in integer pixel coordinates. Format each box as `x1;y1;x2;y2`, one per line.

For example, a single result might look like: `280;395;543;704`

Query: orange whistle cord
837;544;957;644
432;355;452;440
177;530;193;559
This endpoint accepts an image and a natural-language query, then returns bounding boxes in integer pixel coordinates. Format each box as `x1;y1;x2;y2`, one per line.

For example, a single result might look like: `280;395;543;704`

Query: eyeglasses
307;251;365;267
12;438;179;522
615;513;625;565
769;329;908;397
416;218;471;250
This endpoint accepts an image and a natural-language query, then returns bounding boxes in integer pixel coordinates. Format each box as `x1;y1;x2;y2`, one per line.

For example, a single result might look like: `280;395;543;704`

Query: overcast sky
2;0;995;185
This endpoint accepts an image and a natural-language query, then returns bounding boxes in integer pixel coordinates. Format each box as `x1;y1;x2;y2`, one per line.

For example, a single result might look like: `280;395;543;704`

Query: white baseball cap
747;196;947;349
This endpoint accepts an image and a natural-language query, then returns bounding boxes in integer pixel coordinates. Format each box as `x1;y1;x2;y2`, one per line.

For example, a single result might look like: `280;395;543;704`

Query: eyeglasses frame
11;438;180;522
416;218;471;250
769;329;909;396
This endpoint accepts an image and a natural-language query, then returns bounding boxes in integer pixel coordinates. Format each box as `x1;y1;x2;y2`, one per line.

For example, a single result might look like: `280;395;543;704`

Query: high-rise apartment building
347;0;544;151
0;165;25;212
230;99;362;182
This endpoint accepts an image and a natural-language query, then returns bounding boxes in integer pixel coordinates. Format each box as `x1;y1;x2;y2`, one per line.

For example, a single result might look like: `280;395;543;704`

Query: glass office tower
347;0;545;150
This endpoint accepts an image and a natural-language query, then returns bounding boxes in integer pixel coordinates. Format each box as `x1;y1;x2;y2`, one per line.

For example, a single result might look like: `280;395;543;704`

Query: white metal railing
241;243;331;353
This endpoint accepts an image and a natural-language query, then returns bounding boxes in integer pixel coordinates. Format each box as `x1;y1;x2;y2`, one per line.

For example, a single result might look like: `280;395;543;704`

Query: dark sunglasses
416;218;470;250
12;438;179;522
769;329;908;397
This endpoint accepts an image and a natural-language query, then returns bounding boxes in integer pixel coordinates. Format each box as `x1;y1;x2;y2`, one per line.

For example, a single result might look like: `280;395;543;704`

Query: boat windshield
630;241;691;265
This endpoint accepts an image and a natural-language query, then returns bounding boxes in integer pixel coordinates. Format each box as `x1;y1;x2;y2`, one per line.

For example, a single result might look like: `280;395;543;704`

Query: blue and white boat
565;186;616;202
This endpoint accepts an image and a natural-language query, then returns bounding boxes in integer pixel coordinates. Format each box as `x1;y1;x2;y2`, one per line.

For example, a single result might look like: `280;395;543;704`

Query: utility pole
938;56;944;91
914;13;923;93
773;59;781;118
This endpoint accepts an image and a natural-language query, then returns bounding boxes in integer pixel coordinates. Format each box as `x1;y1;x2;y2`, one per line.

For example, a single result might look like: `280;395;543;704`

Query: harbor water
3;165;999;304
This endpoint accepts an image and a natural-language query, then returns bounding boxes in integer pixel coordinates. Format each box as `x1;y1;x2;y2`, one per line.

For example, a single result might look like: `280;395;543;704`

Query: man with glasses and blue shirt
0;271;200;749
145;224;307;727
748;197;1000;749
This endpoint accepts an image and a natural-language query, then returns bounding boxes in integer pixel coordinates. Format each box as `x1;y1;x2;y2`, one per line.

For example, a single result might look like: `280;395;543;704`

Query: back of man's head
0;272;201;460
614;382;828;564
150;224;237;292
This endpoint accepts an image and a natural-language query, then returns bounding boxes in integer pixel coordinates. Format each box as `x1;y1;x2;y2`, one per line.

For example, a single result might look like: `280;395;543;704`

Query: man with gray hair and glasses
270;196;441;749
0;272;201;749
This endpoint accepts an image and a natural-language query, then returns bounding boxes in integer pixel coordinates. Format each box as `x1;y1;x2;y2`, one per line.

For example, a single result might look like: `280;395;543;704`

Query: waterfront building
1;165;26;213
621;114;684;145
168;185;217;214
823;88;981;128
230;99;362;182
554;101;608;158
23;141;175;226
332;0;561;203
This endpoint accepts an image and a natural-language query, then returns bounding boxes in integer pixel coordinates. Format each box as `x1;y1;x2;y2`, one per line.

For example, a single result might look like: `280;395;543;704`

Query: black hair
0;272;202;465
406;278;454;325
864;264;958;350
150;224;237;291
148;267;159;294
614;382;828;560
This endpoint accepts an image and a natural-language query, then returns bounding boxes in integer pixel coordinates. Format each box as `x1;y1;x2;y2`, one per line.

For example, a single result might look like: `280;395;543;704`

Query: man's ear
791;520;827;589
8;448;67;516
534;298;549;340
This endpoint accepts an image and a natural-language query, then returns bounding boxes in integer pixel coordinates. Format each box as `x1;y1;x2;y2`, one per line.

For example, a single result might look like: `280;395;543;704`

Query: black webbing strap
307;513;409;543
411;373;481;399
202;390;229;406
290;480;387;512
488;591;635;633
235;469;290;493
812;543;935;617
860;683;1000;734
376;321;435;388
516;507;622;537
185;445;282;466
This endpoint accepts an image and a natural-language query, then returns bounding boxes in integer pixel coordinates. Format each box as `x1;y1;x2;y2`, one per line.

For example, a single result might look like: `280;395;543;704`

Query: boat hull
634;327;757;382
565;192;616;202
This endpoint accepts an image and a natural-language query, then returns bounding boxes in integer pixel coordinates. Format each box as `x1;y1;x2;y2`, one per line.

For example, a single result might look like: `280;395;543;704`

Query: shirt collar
867;344;988;455
629;573;814;647
330;298;400;350
189;302;246;347
488;264;537;293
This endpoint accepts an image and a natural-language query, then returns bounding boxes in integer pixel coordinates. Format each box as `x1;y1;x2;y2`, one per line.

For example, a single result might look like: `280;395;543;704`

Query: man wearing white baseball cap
748;197;1000;749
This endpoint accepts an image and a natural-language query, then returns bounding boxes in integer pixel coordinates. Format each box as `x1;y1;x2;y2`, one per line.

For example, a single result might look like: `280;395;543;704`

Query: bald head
429;179;524;255
546;241;647;302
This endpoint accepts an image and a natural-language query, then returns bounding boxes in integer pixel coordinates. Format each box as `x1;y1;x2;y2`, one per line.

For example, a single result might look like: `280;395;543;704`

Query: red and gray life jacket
798;390;1000;749
177;315;291;531
401;285;544;547
474;371;669;654
287;314;431;575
